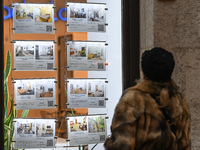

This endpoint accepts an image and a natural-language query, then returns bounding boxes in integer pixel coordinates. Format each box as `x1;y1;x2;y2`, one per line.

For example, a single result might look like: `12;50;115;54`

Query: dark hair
141;47;175;82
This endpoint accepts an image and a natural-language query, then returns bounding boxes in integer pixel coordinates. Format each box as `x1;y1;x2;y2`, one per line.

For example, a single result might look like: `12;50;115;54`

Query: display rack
64;1;109;148
9;1;58;149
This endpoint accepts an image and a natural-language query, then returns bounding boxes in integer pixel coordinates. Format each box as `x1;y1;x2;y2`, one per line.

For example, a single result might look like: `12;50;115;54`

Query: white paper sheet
67;2;106;32
14;118;56;149
67;79;106;108
14;41;55;71
13;3;54;34
67;41;107;71
67;115;107;146
14;79;56;110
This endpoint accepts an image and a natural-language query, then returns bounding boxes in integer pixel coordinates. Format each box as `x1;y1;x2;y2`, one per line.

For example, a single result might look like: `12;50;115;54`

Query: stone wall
140;0;200;149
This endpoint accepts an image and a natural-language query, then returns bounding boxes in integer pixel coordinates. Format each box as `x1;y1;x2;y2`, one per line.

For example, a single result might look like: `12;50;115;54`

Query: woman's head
141;47;175;82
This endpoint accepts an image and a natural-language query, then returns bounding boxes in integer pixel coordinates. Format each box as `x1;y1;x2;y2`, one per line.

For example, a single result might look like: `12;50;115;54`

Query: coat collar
132;79;179;96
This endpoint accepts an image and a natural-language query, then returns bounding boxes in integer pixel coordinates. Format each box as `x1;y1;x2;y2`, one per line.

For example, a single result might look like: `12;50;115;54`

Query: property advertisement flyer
14;79;56;110
67;41;107;71
67;2;106;32
13;3;54;34
67;79;106;108
14;41;55;71
14;118;55;149
67;115;107;146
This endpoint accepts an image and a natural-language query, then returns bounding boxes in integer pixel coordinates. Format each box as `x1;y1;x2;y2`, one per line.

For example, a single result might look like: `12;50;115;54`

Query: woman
104;47;191;150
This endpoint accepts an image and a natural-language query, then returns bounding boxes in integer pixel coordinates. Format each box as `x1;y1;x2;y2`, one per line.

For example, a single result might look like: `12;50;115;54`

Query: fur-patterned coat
104;79;191;150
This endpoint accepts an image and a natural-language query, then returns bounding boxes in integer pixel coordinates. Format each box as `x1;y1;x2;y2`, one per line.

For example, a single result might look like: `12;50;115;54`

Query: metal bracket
65;4;69;7
105;8;108;10
54;41;57;44
105;43;108;46
64;38;69;42
105;98;108;100
9;5;14;8
65;24;69;26
105;117;109;119
66;118;69;121
105;81;108;83
53;28;57;30
11;28;15;30
12;120;17;123
13;103;17;106
11;141;16;143
53;68;57;70
12;68;16;70
105;23;108;26
55;120;58;123
10;41;16;44
66;66;70;69
54;81;58;83
54;104;58;106
66;43;69;45
65;103;69;105
66;139;70;141
54;136;58;139
12;81;16;84
52;6;56;9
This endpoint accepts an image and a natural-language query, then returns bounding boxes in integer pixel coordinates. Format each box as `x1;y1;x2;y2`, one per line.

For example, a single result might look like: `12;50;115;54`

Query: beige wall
140;0;200;149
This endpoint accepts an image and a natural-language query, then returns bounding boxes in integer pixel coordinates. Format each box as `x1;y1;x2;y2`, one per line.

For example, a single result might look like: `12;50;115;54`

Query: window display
67;2;107;32
13;118;55;149
7;0;111;149
67;115;107;146
13;3;55;34
13;41;55;71
14;78;56;110
66;79;107;108
67;41;107;71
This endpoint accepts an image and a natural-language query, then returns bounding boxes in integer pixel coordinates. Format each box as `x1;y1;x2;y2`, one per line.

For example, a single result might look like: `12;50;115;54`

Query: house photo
88;116;105;133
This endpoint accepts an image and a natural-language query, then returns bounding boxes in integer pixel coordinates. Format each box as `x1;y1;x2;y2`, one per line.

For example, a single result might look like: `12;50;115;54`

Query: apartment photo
88;81;104;97
36;121;54;137
15;45;34;57
17;122;35;135
87;5;104;22
35;45;54;60
17;80;34;96
70;117;87;132
15;5;33;20
36;81;53;98
87;45;104;60
35;6;52;22
70;4;86;18
70;80;87;94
